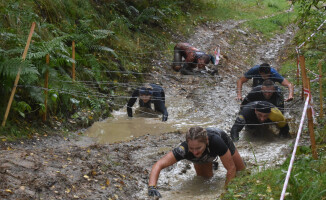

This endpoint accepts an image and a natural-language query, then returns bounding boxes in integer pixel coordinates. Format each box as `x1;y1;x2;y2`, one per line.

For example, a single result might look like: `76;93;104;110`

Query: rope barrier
280;95;310;200
17;84;297;112
296;18;326;51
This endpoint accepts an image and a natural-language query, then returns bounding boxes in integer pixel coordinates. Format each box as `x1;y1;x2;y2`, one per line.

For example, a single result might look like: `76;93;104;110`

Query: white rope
280;95;310;200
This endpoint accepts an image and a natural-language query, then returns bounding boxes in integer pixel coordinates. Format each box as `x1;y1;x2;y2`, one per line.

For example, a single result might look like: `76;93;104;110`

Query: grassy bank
224;124;326;200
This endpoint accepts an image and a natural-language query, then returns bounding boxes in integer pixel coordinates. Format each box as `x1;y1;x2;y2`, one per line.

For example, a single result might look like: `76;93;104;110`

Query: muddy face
255;109;270;122
140;94;152;103
197;58;206;69
262;86;275;99
259;72;270;80
188;139;208;158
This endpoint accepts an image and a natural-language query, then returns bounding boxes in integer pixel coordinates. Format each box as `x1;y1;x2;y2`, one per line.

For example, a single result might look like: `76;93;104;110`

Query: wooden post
307;78;317;159
43;54;50;122
72;40;76;81
318;61;323;118
2;22;36;127
296;56;300;85
298;56;304;100
299;55;318;159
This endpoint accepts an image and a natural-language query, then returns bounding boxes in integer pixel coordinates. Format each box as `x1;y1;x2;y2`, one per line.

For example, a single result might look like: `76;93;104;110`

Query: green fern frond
92;29;114;40
91;45;118;58
0;58;30;78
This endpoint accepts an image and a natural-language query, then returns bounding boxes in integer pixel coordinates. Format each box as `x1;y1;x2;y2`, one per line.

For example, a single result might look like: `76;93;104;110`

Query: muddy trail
0;16;308;200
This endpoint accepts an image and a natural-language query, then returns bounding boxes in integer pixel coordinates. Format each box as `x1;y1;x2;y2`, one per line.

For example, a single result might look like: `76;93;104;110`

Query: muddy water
86;76;294;199
85;13;297;199
84;91;196;143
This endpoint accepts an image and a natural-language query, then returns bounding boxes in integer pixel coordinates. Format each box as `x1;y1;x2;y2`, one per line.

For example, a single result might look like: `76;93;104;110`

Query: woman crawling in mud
148;126;246;198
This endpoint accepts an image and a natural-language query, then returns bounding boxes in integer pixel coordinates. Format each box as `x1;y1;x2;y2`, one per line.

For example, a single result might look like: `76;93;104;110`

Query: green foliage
197;0;291;22
0;0;216;128
241;11;297;39
12;101;32;118
224;150;326;199
292;0;326;60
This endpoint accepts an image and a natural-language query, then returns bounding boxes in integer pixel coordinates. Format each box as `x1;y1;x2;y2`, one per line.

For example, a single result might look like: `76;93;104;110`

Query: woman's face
188;139;207;158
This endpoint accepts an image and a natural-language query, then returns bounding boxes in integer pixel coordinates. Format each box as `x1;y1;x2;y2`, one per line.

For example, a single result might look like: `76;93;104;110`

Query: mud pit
0;17;307;200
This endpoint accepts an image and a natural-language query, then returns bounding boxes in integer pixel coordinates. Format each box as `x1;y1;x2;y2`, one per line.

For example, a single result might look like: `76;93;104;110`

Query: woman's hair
186;126;207;143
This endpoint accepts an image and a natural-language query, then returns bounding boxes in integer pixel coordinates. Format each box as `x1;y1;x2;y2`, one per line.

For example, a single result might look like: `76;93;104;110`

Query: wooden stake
2;22;36;127
299;55;317;159
318;60;323;118
43;54;50;122
307;78;317;159
298;56;304;100
72;40;76;81
296;56;300;85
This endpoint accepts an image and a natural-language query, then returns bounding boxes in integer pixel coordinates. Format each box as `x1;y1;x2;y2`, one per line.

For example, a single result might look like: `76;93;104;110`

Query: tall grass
224;149;326;200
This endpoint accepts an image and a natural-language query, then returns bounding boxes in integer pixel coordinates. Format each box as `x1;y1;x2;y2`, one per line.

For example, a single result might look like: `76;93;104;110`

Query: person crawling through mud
230;101;290;142
236;63;293;102
148;126;245;198
172;42;218;75
241;79;284;113
127;83;168;121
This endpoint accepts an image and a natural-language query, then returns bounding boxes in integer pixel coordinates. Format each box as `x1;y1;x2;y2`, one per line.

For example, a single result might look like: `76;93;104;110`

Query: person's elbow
238;77;248;84
282;79;292;87
152;160;166;172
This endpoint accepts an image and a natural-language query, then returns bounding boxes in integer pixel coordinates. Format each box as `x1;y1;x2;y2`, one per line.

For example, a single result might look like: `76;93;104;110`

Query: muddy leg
232;150;246;171
193;162;213;177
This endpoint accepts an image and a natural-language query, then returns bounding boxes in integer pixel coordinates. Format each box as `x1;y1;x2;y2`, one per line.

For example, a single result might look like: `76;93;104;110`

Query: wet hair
259;63;271;74
262;79;275;88
195;53;214;65
139;84;153;95
186;126;207;143
255;101;272;113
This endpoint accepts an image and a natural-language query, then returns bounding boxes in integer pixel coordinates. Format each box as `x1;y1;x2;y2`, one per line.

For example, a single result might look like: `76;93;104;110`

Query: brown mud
0;14;309;200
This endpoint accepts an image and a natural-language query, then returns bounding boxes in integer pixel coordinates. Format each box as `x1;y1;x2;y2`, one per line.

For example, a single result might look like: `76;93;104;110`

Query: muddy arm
127;90;139;117
220;150;236;187
281;79;294;102
240;92;253;107
155;90;168;121
148;152;177;186
236;77;249;101
230;116;245;141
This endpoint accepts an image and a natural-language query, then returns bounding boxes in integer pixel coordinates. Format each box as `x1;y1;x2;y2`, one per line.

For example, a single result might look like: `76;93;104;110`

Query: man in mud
236;63;293;102
148;126;245;198
172;42;217;75
230;101;290;142
127;83;168;121
241;79;284;113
